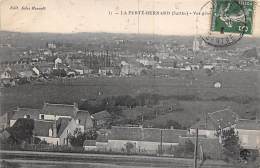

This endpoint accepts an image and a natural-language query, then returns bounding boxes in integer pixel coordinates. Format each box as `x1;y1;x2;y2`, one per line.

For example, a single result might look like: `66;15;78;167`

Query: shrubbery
67;128;97;147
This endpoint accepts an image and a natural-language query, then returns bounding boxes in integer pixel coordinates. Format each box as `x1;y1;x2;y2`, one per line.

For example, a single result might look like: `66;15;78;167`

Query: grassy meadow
1;70;259;127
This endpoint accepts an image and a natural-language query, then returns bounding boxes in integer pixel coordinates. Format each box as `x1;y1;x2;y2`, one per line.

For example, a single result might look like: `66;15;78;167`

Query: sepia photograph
0;0;260;167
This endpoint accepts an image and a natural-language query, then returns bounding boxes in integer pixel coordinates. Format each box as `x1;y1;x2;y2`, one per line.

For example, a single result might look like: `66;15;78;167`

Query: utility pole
204;111;207;129
160;129;163;156
193;128;198;168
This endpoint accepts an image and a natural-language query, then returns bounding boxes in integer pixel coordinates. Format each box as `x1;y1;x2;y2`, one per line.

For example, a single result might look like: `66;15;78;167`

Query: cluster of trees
79;93;188;128
216;128;257;165
216;128;241;160
79;93;197;114
4;118;34;145
79;93;162;114
1;118;47;146
214;96;258;104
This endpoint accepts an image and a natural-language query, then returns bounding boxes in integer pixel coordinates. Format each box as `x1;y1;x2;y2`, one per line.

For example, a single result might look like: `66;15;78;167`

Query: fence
0;144;84;153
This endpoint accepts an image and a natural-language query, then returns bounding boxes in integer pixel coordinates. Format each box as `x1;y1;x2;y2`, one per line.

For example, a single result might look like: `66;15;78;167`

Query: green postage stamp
211;0;254;35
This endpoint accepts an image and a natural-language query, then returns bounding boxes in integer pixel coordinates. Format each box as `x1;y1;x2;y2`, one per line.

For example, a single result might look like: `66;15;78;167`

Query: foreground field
0;150;242;168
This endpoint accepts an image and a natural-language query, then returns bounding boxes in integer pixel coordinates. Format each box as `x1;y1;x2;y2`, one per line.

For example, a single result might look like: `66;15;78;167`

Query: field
1;70;259;126
0;150;242;168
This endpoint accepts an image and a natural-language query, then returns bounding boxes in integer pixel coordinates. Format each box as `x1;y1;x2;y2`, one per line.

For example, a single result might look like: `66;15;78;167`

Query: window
40;114;44;120
49;128;53;137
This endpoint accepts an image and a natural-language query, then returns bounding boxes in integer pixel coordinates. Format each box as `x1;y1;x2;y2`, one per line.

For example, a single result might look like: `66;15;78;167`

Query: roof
142;128;187;143
91;110;111;120
208;108;238;129
42;103;78;117
161;129;188;143
110;126;142;141
11;108;41;120
109;126;187;143
75;110;92;126
33;120;54;137
56;118;71;136
236;119;260;130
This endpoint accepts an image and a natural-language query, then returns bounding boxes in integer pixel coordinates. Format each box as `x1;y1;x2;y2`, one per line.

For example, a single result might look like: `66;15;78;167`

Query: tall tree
216;128;240;160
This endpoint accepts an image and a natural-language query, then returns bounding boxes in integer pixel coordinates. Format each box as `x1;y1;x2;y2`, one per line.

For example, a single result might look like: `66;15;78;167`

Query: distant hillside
0;31;259;62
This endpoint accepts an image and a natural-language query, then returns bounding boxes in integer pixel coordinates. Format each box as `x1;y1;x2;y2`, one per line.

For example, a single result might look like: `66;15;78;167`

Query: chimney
52;123;57;137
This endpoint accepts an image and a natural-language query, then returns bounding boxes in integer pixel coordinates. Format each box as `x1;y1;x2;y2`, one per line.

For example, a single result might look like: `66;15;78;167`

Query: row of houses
82;109;260;157
1;104;260;157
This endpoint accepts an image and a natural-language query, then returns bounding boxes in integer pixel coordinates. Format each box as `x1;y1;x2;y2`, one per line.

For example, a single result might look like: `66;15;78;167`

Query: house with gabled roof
9;102;93;145
33;117;74;145
190;108;238;138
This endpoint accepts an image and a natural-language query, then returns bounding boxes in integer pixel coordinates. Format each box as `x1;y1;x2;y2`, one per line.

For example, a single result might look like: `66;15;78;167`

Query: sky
0;0;260;36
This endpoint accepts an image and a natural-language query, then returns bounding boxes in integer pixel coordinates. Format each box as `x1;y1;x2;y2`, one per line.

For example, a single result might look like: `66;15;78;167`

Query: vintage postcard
0;0;260;168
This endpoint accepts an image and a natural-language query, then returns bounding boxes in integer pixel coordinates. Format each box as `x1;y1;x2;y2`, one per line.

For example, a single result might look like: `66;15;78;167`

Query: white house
236;119;260;151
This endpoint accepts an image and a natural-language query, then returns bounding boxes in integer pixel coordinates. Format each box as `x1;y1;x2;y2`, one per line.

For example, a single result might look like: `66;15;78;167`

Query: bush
125;142;134;154
67;128;97;147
